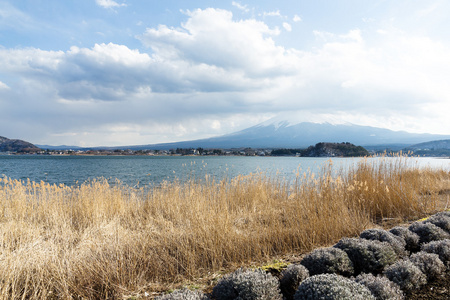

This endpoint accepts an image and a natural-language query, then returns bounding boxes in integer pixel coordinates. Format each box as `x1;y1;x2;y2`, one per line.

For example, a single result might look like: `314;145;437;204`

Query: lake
0;155;448;187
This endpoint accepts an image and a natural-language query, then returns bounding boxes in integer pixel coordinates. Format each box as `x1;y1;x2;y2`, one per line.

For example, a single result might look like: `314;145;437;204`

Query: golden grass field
0;156;448;299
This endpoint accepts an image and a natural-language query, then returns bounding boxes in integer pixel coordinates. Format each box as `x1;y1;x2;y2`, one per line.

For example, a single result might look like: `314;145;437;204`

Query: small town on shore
19;147;272;156
2;135;449;157
1;144;376;157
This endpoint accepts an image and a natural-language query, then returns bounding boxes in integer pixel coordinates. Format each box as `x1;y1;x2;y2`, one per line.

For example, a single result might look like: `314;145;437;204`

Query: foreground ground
156;190;450;299
409;272;450;299
0;157;448;299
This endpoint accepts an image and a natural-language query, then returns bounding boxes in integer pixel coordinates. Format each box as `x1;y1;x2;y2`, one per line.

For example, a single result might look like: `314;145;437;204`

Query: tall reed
0;157;448;299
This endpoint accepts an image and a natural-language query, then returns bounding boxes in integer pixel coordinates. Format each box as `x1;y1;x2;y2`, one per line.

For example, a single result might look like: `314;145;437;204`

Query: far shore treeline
2;134;450;157
2;141;369;157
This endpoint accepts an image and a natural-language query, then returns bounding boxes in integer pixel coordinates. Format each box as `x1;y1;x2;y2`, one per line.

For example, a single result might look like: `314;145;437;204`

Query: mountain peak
258;112;352;129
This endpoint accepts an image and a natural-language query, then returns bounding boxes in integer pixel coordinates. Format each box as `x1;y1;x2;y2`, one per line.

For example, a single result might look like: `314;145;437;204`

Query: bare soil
408;272;450;299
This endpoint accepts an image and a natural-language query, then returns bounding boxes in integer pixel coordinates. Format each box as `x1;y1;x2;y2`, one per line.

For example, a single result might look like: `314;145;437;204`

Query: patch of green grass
260;260;289;276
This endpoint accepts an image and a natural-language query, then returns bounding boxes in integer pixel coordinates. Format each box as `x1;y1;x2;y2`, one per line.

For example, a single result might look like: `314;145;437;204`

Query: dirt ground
408;272;450;299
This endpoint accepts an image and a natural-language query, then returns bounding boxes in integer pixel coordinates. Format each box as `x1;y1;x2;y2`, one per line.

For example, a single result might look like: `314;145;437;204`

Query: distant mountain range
404;139;450;156
406;139;450;150
34;119;450;151
77;119;447;151
0;136;41;152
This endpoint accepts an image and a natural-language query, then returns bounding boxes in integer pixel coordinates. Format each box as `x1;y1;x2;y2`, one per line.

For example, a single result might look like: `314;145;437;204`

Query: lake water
0;155;448;187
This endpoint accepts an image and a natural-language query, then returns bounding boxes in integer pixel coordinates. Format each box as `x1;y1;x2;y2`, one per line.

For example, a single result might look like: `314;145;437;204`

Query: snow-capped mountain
40;116;450;151
257;112;352;129
126;117;450;150
210;121;449;149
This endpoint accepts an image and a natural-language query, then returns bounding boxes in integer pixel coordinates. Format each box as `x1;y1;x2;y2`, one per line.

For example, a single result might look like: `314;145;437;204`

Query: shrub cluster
383;260;427;293
207;212;450;299
279;264;309;300
408;222;450;244
211;268;282;300
294;274;375;300
360;228;407;257
434;211;450;218
333;238;397;275
409;252;445;280
389;226;420;253
421;239;450;267
424;213;450;233
300;247;354;276
156;288;210;300
354;273;404;300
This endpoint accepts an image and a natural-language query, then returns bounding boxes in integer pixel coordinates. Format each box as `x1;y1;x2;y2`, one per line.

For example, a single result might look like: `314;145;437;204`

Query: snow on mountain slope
257;112;351;129
137;119;450;150
40;115;450;150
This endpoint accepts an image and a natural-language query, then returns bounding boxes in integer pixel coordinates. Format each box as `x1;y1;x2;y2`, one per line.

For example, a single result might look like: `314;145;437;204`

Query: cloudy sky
1;0;449;146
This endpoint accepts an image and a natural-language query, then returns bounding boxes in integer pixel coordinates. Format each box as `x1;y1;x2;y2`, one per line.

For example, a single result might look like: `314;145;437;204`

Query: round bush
409;251;445;280
280;264;309;300
421;239;450;267
360;228;407;257
156;288;210;300
383;260;427;293
333;237;398;275
389;226;420;253
300;247;354;277
293;274;375;300
212;268;282;300
408;222;450;244
354;273;404;300
434;211;450;218
424;214;450;233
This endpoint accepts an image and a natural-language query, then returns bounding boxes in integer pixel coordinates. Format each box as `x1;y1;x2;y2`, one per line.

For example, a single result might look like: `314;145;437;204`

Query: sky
1;0;449;147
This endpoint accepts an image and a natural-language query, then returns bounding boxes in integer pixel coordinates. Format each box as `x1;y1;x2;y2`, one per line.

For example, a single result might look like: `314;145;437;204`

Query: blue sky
1;0;449;146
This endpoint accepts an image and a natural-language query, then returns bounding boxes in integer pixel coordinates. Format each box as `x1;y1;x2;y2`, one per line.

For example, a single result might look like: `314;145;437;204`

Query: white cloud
1;7;450;146
416;2;440;17
231;1;249;12
0;81;9;90
95;0;126;9
293;15;302;22
282;22;292;32
140;8;291;78
0;2;34;30
262;10;283;18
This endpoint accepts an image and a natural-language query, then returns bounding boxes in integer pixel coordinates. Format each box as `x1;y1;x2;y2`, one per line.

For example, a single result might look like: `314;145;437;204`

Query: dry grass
0;156;448;299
